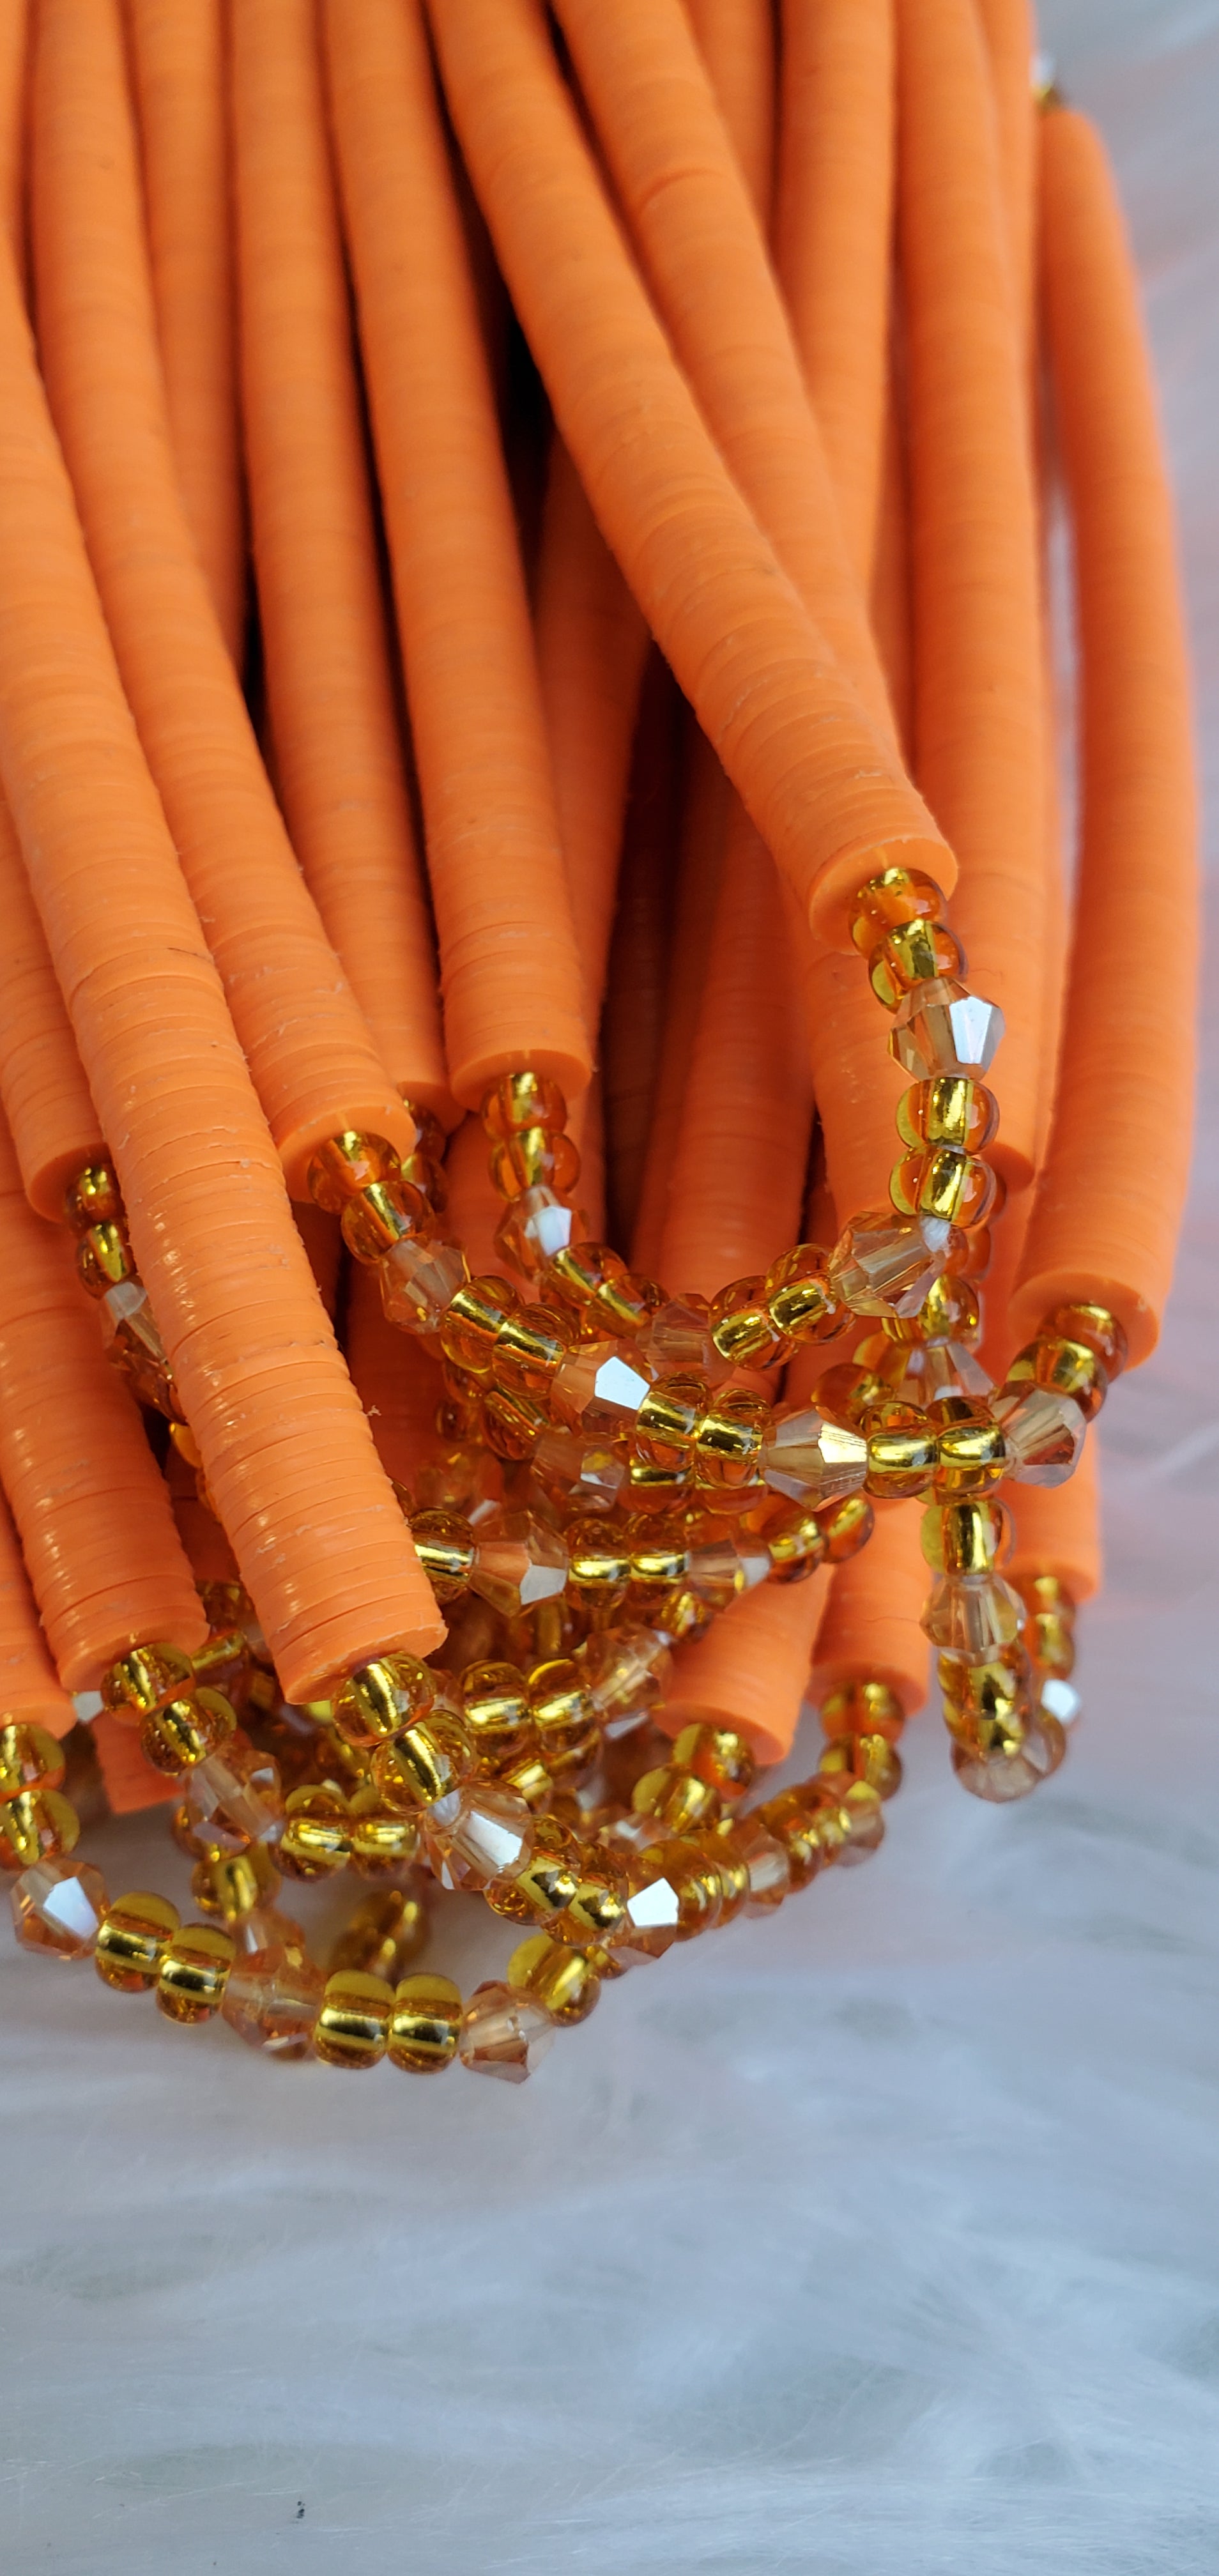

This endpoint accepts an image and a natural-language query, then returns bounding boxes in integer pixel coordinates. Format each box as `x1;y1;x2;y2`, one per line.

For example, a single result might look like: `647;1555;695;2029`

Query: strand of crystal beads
63;1158;183;1423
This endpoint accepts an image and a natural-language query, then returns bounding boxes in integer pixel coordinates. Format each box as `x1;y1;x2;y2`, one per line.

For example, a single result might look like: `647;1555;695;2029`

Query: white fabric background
3;6;1216;2569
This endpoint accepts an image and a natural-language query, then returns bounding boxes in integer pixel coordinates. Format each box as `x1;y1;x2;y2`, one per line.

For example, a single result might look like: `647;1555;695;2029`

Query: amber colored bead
821;1679;905;1745
762;1499;827;1584
951;1711;1066;1802
341;1176;427;1262
763;1243;841;1344
939;1651;1029;1744
1023;1602;1077;1678
526;1656;589;1735
329;1887;427;1984
890;1146;997;1230
501;1747;553;1813
758;1788;825;1891
155;1920;235;2023
0;1722;66;1802
485;1814;580;1925
307;1129;400;1211
278;1785;352;1878
627;1517;689;1600
634;1372;709;1468
491;1303;571;1393
547;1239;650;1336
507;1931;601;2023
552;1855;629;1950
693;1388;769;1487
1050;1301;1127;1378
703;1830;750;1924
670;1721;756;1800
887;1269;982;1348
1006;1333;1108;1422
921;1496;1009;1574
933;1400;1008;1496
896;1075;998;1156
869;918;963;1008
64;1158;122;1230
818;1733;902;1798
631;1765;721;1835
95;1889;180;1991
102;1642;195;1721
0;1786;79;1872
139;1685;236;1776
709;1276;790;1372
864;1406;939;1499
190;1843;280;1922
650;1836;724;1938
818;1492;875;1561
481;1383;551;1459
409;1508;475;1604
75;1218;134;1296
388;1971;463;2071
439;1275;518;1374
371;1712;473;1813
333;1654;435;1750
848;864;945;953
489;1126;581;1200
564;1516;632;1608
313;1968;394;2069
346;1790;423;1876
481;1070;568;1137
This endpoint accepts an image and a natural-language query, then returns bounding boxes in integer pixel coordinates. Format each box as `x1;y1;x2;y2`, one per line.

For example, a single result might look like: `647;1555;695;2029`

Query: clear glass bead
221;1943;326;2057
494;1185;585;1280
951;1711;1067;1802
613;1860;685;1963
423;1784;534;1890
889;977;1005;1079
532;1426;627;1514
10;1858;109;1959
759;1406;868;1505
730;1814;791;1912
640;1294;729;1382
183;1738;284;1854
990;1383;1085;1485
829;1211;956;1319
923;1571;1025;1659
379;1236;470;1335
457;1981;555;2082
100;1278;179;1414
469;1508;569;1615
579;1626;673;1733
551;1338;653;1440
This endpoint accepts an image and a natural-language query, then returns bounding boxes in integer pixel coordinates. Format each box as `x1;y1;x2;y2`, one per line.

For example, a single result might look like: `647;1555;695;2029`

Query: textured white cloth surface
3;6;1218;2570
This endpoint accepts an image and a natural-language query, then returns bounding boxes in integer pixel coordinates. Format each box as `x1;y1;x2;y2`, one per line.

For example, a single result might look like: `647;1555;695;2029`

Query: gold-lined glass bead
864;1404;939;1499
818;1492;875;1561
102;1643;195;1721
709;1277;790;1372
1006;1333;1108;1422
75;1219;135;1296
817;1733;903;1798
313;1968;394;2068
489;1126;581;1199
564;1516;632;1609
408;1508;475;1603
820;1680;905;1744
346;1791;423;1876
760;1499;827;1583
897;1075;998;1155
440;1275;519;1374
481;1071;568;1138
95;1889;180;1991
763;1243;841;1343
0;1787;79;1872
328;1887;427;1983
693;1388;769;1487
277;1786;352;1878
0;1722;66;1802
333;1654;435;1750
64;1160;122;1230
190;1843;280;1922
869;917;963;1008
139;1686;236;1776
371;1712;472;1813
669;1722;756;1800
932;1399;1008;1496
633;1372;709;1468
890;1145;997;1230
848;865;946;953
388;1971;463;2071
307;1130;399;1211
491;1303;571;1394
341;1176;428;1262
631;1765;721;1836
921;1497;1009;1574
507;1931;601;2023
1050;1303;1127;1377
485;1814;581;1926
155;1920;235;2023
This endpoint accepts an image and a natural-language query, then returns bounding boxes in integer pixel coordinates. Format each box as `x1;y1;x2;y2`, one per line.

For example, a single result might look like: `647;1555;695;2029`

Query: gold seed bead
328;1887;427;1984
546;1239;654;1336
278;1785;352;1878
762;1500;827;1584
564;1517;632;1609
932;1399;1008;1497
818;1492;875;1561
551;1855;629;1950
63;1158;122;1230
884;1270;981;1348
1049;1302;1127;1378
757;1787;825;1890
190;1843;280;1921
896;1076;998;1155
1016;1578;1077;1677
652;1837;724;1938
889;1145;998;1230
703;1830;750;1924
340;1175;429;1263
668;1721;756;1801
1006;1333;1108;1422
502;1746;554;1813
869;917;963;1008
486;1814;581;1925
848;864;946;954
491;1303;571;1393
938;1650;1029;1738
305;1129;400;1211
347;1792;423;1877
628;1519;689;1600
388;1971;463;2071
101;1642;196;1722
921;1497;1009;1575
409;1508;476;1604
480;1071;569;1138
370;1712;473;1813
864;1406;939;1499
0;1722;66;1802
75;1218;135;1296
817;1734;903;1798
763;1243;842;1344
631;1765;721;1836
692;1388;770;1487
821;1681;905;1744
709;1276;790;1372
95;1889;180;1991
489;1126;582;1199
507;1931;601;2023
332;1653;435;1750
0;1786;79;1872
634;1372;709;1468
139;1685;236;1777
440;1275;520;1375
313;1968;395;2069
155;1920;235;2023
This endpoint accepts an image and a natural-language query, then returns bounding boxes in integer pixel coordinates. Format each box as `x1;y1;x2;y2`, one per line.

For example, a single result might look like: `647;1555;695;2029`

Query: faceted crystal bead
922;1571;1025;1659
952;1710;1066;1802
889;977;1005;1080
469;1509;568;1616
829;1211;956;1319
759;1406;868;1505
834;1779;885;1865
183;1737;284;1854
532;1425;628;1514
686;1531;751;1607
727;1814;790;1912
222;1944;326;2057
424;1784;534;1890
379;1235;469;1335
507;1931;601;2024
551;1338;653;1440
579;1626;673;1733
611;1859;685;1964
640;1294;728;1382
1039;1675;1081;1727
457;1980;555;2082
10;1857;109;1959
494;1185;585;1280
881;1340;992;1407
990;1383;1085;1485
101;1278;179;1413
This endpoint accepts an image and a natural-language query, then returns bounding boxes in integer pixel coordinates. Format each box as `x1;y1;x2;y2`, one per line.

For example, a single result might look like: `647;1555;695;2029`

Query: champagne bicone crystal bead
922;1572;1025;1659
10;1857;109;1959
758;1406;868;1505
457;1981;555;2082
640;1294;728;1381
379;1235;470;1335
828;1211;956;1319
494;1184;586;1279
532;1425;628;1514
579;1625;673;1732
990;1383;1086;1483
951;1711;1066;1802
551;1339;654;1441
424;1783;535;1890
100;1276;180;1414
222;1943;326;2057
182;1738;284;1853
468;1510;569;1616
889;978;1005;1080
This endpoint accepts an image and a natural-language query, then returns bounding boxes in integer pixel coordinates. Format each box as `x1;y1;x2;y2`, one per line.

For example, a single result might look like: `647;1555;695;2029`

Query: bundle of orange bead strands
0;0;1195;2088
